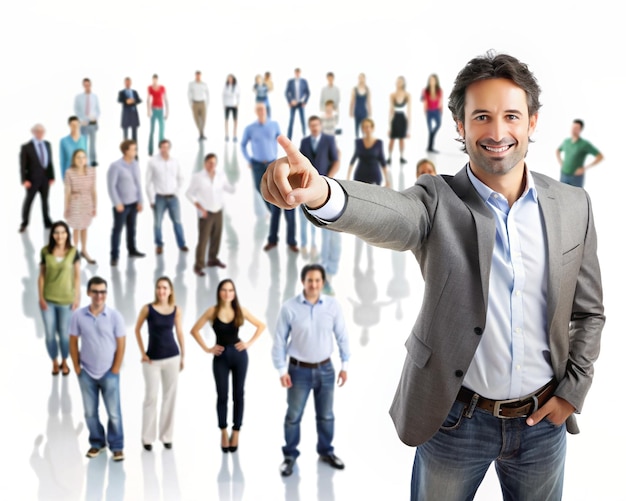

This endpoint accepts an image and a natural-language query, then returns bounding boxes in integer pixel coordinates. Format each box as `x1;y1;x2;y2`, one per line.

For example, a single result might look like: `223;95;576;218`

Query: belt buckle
493;395;539;419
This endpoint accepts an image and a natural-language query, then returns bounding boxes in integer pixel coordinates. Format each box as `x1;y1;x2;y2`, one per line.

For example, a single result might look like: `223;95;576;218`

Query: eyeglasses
89;289;107;295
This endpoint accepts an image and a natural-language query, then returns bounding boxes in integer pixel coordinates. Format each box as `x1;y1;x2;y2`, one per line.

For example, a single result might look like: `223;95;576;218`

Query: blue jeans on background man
560;172;584;188
283;361;335;459
320;229;342;276
250;160;273;213
298;209;317;249
110;203;138;260
213;345;249;430
40;302;72;360
78;370;124;451
148;108;165;155
269;206;296;246
153;195;186;249
80;123;98;165
426;109;442;151
410;400;566;500
287;104;306;140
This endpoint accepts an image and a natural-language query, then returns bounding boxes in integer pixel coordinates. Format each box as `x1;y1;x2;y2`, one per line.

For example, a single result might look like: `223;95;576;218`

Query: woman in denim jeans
190;279;265;453
38;221;80;375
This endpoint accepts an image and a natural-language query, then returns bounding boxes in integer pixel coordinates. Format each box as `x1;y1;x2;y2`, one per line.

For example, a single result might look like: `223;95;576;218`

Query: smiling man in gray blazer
261;52;605;500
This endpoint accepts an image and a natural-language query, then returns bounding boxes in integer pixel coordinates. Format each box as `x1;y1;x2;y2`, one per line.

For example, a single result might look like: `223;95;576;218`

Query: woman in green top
38;221;80;375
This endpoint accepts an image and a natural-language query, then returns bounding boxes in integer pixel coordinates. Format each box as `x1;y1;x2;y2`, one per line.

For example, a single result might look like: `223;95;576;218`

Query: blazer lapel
447;166;496;312
534;176;561;332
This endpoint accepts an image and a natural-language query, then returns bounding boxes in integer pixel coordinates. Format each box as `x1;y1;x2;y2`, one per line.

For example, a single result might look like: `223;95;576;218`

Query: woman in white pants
134;276;185;450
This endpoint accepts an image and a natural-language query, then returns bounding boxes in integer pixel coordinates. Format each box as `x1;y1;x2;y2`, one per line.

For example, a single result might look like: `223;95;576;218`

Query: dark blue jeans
411;400;566;500
212;345;249;430
287;104;306;139
426;110;442;151
110;202;138;260
250;160;273;213
283;361;335;459
269;206;296;246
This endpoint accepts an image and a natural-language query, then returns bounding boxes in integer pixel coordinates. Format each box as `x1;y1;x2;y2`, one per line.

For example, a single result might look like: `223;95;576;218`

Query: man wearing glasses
69;276;126;461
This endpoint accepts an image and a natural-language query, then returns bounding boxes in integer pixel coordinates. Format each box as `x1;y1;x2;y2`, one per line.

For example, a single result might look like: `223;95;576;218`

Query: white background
1;1;624;499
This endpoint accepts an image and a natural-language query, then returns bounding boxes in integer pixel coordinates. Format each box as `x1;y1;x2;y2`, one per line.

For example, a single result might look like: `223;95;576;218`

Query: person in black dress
190;279;265;452
347;118;391;187
388;76;412;165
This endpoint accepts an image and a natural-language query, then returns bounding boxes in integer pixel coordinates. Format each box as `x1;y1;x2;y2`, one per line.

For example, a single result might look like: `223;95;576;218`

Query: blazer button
474;327;483;335
455;370;463;377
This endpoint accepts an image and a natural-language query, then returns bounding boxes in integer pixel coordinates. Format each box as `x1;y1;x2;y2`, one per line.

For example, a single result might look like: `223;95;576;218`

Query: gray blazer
308;166;604;446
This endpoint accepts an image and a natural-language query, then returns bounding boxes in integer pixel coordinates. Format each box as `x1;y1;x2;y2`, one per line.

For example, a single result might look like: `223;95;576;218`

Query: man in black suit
20;124;54;232
118;77;142;142
299;116;341;291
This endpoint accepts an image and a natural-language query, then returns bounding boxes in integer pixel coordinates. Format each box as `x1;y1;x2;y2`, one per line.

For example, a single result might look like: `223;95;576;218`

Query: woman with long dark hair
190;279;265;453
134;276;185;451
39;221;80;375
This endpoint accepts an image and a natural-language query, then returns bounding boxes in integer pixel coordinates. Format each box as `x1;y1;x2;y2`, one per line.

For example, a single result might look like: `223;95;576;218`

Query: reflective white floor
3;1;625;500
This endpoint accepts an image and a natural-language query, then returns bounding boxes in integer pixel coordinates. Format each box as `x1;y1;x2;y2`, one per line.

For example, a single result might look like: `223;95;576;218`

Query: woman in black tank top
190;279;265;452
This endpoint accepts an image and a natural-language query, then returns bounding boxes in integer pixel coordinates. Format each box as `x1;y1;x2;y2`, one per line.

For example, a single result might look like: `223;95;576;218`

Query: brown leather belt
456;379;557;419
289;357;330;369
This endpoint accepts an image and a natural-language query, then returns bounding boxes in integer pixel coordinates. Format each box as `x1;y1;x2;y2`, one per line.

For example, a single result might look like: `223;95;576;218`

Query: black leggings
212;344;249;430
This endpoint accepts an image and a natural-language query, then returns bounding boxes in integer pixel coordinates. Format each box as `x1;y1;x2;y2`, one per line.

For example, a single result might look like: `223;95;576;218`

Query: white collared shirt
188;81;209;104
185;169;234;214
145;153;184;204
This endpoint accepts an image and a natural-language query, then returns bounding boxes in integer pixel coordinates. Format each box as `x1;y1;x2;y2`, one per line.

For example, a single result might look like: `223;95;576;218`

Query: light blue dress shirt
74;92;101;122
240;120;281;163
272;292;350;376
464;165;553;400
107;157;142;206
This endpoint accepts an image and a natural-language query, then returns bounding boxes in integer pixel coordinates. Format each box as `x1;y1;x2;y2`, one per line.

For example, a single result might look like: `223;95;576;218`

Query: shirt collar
466;163;538;204
298;292;324;305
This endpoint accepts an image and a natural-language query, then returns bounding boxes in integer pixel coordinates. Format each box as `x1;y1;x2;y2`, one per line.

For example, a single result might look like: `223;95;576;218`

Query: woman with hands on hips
190;279;265;453
134;276;185;451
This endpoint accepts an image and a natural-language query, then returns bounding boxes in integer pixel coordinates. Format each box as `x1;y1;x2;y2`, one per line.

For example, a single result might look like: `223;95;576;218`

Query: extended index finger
277;135;303;164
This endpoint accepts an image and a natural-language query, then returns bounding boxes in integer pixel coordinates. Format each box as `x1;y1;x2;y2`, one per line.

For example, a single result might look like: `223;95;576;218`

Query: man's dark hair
158;139;171;148
573;119;585;130
204;153;217;162
87;276;107;292
68;115;79;124
448;51;542;129
300;264;326;283
308;115;321;124
82;78;91;84
120;139;136;154
327;71;334;78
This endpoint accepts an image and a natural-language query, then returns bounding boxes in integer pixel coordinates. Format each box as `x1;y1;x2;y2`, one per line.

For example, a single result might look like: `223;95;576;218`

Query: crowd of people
21;54;606;497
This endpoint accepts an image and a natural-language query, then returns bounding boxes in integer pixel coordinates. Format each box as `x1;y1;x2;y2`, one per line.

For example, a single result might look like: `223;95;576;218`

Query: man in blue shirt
241;103;297;252
69;276;126;461
272;264;350;477
285;67;310;140
107;139;145;266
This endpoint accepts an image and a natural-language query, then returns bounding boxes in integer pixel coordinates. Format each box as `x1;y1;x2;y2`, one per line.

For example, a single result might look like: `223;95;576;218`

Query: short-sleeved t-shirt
148;85;166;108
70;305;125;379
559;137;600;175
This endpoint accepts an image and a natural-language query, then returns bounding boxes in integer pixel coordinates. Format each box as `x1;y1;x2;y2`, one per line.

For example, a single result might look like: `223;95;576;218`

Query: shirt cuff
306;177;346;222
277;366;288;377
340;361;349;372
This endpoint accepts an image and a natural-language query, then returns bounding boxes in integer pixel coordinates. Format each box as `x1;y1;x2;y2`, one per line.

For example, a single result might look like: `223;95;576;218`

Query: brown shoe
179;246;189;252
86;447;105;458
207;259;226;268
288;245;299;253
112;450;124;461
194;266;206;276
263;242;277;252
156;246;163;255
